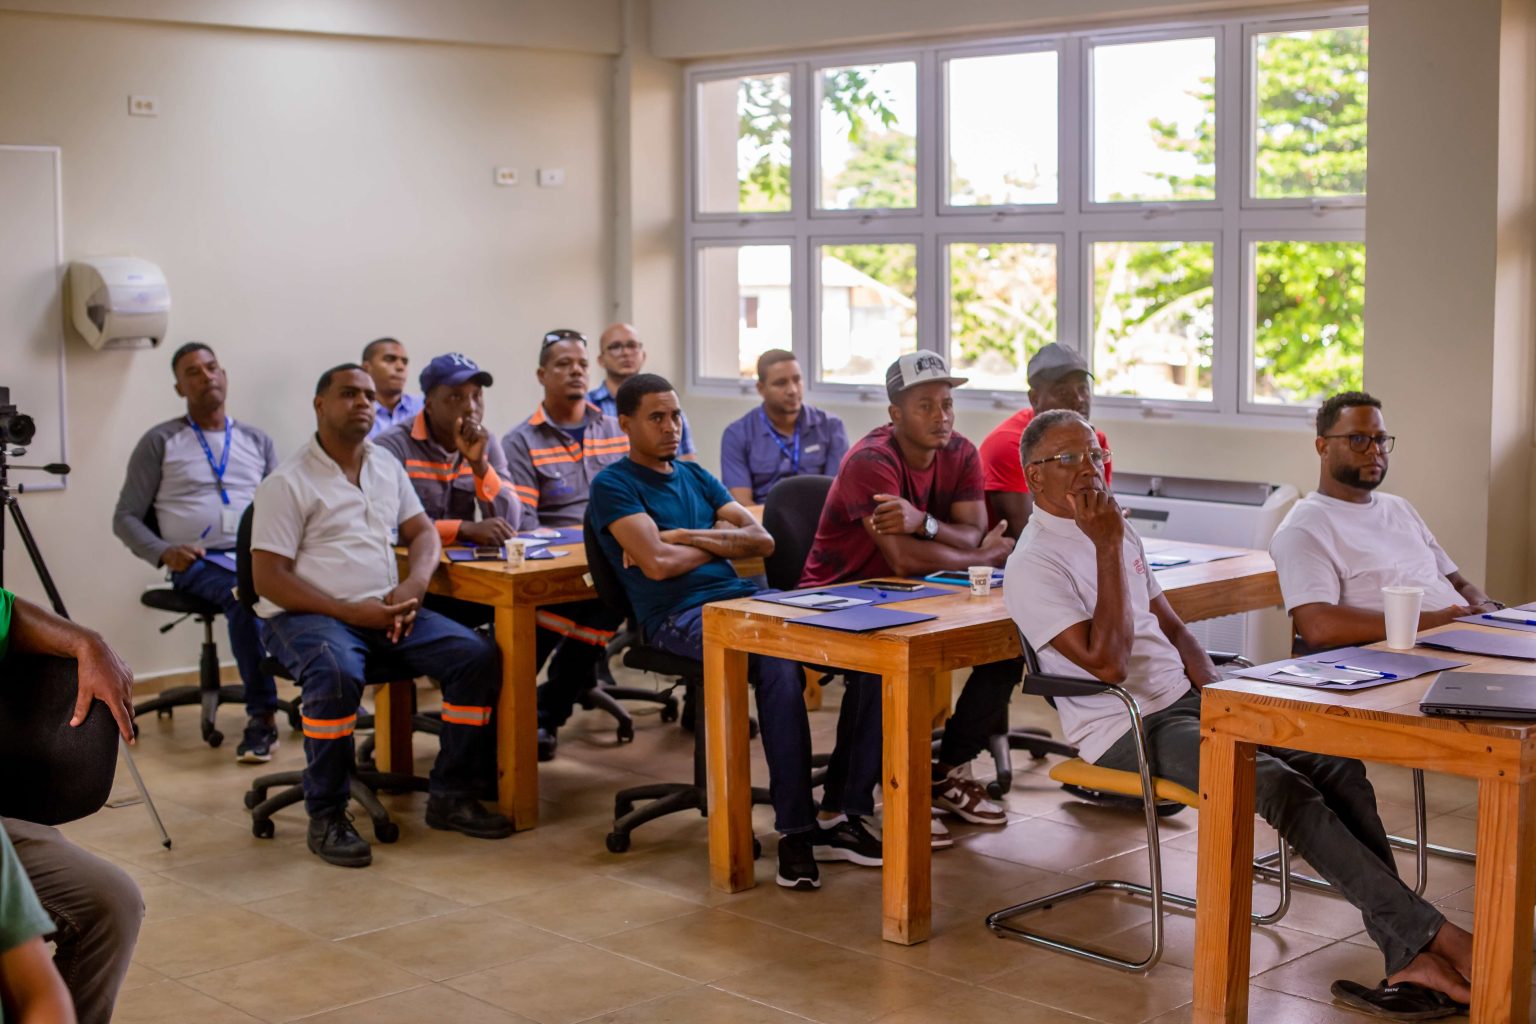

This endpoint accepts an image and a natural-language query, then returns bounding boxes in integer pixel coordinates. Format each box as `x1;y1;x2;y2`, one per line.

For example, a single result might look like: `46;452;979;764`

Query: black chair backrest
0;655;118;825
235;503;258;608
582;508;638;626
761;474;834;591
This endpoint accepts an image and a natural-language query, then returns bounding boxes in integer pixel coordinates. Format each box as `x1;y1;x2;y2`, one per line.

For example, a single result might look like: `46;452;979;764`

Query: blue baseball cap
420;352;494;393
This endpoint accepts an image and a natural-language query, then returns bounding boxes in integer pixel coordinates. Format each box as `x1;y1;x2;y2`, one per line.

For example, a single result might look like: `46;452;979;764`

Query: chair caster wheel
205;729;224;748
753;838;762;859
1154;802;1185;818
375;822;400;843
986;781;1007;800
243;791;260;810
157;708;173;719
617;721;635;744
606;831;631;853
616;801;635;819
659;701;679;723
252;819;275;839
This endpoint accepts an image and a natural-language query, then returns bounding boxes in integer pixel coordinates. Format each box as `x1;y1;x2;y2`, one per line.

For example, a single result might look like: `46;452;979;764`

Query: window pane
1091;241;1214;401
1252;240;1364;404
697;73;792;214
948;242;1057;389
947;51;1058;206
697;244;792;380
1254;27;1368;198
1092;37;1216;202
818;242;917;384
818;62;917;210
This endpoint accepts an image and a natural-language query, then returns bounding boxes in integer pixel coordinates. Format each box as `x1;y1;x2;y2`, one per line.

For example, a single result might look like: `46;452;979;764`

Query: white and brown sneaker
932;766;1007;826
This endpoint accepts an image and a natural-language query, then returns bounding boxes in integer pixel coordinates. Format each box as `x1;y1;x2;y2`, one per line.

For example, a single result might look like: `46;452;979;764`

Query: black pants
1095;689;1445;975
936;657;1023;768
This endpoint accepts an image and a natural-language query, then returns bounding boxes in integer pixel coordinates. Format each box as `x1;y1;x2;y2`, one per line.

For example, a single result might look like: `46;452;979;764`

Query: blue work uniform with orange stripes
500;403;628;736
374;412;522;542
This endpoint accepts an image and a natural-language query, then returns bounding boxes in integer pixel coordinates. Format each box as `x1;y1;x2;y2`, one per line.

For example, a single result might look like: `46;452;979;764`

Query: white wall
0;9;614;677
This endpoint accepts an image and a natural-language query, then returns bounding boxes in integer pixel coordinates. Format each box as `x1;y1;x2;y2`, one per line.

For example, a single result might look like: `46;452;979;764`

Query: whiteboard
0;145;67;491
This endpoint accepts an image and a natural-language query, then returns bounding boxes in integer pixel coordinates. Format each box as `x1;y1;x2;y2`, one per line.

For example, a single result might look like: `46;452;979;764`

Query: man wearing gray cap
978;342;1111;539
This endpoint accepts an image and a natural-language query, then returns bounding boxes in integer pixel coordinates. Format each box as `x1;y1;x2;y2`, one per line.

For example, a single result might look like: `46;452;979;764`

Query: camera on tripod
0;388;36;447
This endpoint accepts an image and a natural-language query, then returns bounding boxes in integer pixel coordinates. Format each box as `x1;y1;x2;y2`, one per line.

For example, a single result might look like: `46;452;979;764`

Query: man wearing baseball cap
799;350;1017;847
978;342;1110;538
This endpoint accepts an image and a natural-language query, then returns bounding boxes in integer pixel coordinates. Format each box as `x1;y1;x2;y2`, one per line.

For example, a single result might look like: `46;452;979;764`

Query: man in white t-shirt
1270;391;1497;652
1004;409;1474;1011
251;363;512;868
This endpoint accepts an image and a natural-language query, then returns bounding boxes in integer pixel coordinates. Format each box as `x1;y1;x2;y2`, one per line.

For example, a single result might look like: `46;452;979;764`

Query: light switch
537;168;565;188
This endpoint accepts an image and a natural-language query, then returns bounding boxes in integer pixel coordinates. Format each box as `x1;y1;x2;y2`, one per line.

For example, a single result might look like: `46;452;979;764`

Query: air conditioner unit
1112;471;1298;662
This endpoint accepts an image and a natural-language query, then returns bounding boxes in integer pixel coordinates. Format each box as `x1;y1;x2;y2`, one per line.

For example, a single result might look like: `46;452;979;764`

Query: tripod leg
118;738;172;848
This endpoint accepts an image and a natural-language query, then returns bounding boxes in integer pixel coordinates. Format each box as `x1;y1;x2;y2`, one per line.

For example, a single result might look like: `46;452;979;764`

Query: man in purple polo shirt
720;350;849;505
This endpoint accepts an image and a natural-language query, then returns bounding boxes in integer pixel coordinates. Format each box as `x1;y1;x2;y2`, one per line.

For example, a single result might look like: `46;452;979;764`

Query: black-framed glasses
541;328;587;349
1321;433;1395;454
1026;449;1111;469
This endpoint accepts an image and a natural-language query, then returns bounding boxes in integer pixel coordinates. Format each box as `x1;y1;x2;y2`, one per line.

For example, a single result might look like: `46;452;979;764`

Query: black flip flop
1330;979;1468;1021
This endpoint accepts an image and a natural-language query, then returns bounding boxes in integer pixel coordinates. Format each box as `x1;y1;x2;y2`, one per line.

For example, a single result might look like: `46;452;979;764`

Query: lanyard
187;416;234;505
761;409;800;474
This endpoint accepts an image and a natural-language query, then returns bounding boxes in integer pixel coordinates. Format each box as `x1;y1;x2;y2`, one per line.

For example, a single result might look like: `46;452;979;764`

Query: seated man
362;337;422;440
112;342;282;763
1271;391;1497;652
251;363;511;868
589;373;880;890
1006;408;1474;1011
501;331;627;758
978;343;1109;538
720;349;848;505
1;823;73;1023
800;351;1014;834
1;588;143;1023
591;323;696;460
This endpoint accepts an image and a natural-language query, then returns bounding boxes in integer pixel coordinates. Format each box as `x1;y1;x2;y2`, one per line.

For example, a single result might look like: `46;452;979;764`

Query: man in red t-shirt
979;343;1110;537
800;351;1015;836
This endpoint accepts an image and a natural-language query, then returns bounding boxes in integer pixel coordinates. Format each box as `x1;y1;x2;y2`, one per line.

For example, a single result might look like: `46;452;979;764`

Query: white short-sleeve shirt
251;436;425;619
1003;508;1192;764
1268;491;1461;615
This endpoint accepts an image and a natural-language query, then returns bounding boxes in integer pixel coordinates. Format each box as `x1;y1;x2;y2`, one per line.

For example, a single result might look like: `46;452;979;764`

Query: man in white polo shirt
1004;408;1474;1013
1270;390;1498;652
250;363;511;868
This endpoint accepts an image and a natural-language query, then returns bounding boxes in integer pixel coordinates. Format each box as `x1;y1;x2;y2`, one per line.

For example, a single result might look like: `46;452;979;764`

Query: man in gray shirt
112;342;281;763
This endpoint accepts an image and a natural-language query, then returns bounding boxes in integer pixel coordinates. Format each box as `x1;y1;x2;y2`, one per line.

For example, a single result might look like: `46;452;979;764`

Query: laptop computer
1420;671;1536;720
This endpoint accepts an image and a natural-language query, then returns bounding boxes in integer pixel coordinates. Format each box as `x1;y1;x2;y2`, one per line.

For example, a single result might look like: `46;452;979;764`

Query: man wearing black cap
978;342;1111;538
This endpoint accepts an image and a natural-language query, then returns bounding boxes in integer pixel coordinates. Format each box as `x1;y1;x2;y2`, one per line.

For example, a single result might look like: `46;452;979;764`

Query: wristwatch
918;513;938;540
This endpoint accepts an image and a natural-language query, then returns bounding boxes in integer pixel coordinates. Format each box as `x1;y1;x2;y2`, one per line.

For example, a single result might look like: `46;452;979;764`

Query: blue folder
788;606;937;633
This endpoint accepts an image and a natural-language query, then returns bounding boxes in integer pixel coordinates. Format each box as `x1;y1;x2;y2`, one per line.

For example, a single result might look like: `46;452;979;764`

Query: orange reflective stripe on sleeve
537;610;616;648
441;703;492;726
475;465;502;502
302;713;358;740
435;519;462;544
511;484;539;508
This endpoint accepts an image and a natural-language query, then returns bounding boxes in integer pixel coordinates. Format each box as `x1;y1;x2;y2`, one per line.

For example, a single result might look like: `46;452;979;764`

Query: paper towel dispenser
68;257;170;349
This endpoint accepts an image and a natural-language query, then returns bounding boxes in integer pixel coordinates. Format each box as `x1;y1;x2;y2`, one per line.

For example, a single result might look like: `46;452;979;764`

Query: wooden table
1193;623;1536;1024
703;544;1282;945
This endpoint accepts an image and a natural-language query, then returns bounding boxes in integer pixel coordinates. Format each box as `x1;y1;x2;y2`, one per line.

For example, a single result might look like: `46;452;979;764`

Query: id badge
220;506;240;534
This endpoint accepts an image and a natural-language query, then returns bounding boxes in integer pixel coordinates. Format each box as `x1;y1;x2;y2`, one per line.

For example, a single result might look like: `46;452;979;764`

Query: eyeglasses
1026;449;1111;469
1321;433;1395;454
541;329;587;349
604;339;642;354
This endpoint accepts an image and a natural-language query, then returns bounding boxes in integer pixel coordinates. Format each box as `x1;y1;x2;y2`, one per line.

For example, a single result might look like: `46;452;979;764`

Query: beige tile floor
75;668;1496;1023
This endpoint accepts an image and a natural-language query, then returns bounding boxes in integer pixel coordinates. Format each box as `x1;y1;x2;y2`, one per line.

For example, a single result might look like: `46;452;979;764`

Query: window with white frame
685;9;1367;419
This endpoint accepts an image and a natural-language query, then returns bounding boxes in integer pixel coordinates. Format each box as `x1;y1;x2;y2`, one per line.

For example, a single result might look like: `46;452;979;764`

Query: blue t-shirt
589;458;756;636
719;404;850;504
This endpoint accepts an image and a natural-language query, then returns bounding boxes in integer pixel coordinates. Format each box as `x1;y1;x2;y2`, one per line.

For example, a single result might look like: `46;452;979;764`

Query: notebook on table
786;606;937;633
1417;630;1536;661
1420;672;1536;720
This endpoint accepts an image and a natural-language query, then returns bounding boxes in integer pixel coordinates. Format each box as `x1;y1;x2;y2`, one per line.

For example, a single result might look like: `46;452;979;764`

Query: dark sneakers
812;815;883;867
307;812;371;868
776;832;821;890
235;719;279;765
426;795;514;839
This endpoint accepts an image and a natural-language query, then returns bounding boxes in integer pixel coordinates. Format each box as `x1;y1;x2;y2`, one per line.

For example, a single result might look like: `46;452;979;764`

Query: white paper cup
968;565;992;597
1381;585;1424;650
505;539;526;568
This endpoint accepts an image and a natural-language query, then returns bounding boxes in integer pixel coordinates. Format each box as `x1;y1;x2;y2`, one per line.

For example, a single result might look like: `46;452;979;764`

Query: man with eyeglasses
592;323;696;460
1006;406;1475;1012
1270;390;1498;652
501;329;628;760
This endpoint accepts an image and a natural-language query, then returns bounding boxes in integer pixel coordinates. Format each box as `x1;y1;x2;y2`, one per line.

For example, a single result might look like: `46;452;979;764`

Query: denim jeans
647;597;881;834
1095;689;1445;975
170;557;278;718
262;608;499;817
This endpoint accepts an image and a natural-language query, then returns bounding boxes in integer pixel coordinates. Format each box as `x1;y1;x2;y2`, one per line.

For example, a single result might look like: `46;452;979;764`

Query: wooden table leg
882;665;932;944
493;605;539;830
930;670;952;728
706;641;755;892
1193;730;1257;1023
1470;776;1536;1024
371;680;415;774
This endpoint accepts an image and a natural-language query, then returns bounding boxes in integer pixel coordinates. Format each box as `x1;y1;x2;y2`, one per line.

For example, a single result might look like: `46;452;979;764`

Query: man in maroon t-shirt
978;343;1110;538
800;351;1015;837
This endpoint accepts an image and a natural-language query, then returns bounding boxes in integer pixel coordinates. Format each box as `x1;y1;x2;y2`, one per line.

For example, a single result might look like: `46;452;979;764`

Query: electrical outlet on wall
128;95;159;117
493;166;519;187
537;168;565;188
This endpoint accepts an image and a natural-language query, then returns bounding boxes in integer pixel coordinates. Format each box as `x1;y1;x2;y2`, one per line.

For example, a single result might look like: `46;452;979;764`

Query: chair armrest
1021;671;1112;699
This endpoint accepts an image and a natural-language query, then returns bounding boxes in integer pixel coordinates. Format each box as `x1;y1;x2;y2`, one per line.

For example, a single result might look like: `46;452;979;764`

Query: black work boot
426;795;514;839
307;811;372;867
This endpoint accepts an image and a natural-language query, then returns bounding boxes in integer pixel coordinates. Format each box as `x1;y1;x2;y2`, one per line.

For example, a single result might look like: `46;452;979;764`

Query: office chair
232;505;429;843
583;508;773;854
986;635;1292;973
0;655;119;825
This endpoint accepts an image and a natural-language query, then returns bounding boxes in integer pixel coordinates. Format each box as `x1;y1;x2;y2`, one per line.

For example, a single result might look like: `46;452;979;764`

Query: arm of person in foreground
6;594;135;741
0;936;76;1024
864;497;1012;577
